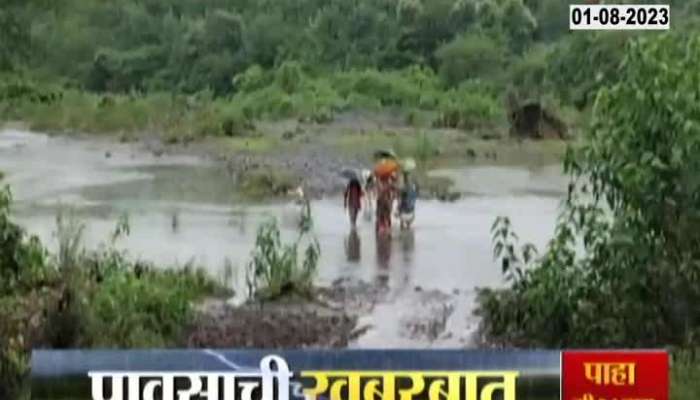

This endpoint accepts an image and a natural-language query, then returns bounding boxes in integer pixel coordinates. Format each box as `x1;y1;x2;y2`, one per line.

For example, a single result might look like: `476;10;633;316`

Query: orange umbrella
374;158;400;179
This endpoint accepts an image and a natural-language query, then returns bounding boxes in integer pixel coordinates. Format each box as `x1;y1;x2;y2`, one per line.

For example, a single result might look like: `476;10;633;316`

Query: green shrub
233;65;270;93
476;33;700;349
85;259;210;347
672;351;700;400
435;33;507;87
435;91;503;129
0;187;50;295
218;105;254;137
508;44;550;94
334;69;421;107
246;211;320;300
3;65;509;136
275;61;305;94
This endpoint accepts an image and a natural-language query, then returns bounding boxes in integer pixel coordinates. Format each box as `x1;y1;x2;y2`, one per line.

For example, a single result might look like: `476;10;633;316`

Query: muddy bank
185;279;381;349
224;149;365;199
134;114;568;200
187;300;358;348
186;278;477;349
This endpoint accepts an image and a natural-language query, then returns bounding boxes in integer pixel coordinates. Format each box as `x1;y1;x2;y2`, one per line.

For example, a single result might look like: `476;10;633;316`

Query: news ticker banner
30;349;668;400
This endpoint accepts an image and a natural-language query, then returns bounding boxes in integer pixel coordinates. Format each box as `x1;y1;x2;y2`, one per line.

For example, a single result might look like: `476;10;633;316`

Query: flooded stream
0;129;567;348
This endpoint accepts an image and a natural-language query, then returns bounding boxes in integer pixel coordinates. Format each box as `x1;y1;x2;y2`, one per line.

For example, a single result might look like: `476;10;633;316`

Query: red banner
562;350;669;400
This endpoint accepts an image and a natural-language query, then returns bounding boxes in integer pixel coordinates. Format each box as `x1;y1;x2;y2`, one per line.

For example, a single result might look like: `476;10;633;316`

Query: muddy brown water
0;129;567;348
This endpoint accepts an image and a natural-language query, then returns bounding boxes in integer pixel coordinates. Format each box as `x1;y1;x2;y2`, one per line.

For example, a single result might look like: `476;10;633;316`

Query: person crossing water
373;150;401;235
344;177;364;228
398;171;417;230
375;171;398;235
362;169;375;220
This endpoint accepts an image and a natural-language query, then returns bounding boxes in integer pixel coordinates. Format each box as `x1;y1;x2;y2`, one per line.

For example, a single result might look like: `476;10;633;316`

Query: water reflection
399;230;415;263
345;229;361;263
376;233;392;270
170;209;180;234
395;230;416;292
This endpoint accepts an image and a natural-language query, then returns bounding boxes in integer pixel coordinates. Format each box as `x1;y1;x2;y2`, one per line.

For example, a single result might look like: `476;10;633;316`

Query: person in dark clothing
344;178;364;228
398;173;418;230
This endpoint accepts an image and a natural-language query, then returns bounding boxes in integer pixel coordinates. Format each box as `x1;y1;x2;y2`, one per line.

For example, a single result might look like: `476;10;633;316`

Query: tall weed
246;202;319;300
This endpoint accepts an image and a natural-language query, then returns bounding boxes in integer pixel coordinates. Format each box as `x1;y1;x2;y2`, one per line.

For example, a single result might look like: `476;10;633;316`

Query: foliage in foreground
477;32;700;349
671;350;700;400
0;186;222;398
246;198;319;300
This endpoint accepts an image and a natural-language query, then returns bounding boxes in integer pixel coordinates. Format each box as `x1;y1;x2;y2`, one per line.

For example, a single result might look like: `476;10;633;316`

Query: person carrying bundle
373;154;400;235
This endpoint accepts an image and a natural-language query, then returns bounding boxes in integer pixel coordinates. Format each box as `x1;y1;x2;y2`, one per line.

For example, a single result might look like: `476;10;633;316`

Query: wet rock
118;133;134;143
282;130;296;140
438;191;461;202
400;300;454;342
187;300;357;348
480;133;501;140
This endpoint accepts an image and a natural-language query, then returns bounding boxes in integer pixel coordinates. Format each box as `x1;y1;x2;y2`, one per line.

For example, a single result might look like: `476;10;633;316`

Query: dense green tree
547;31;631;109
479;32;700;348
2;0;699;108
435;33;507;86
397;0;478;68
307;0;393;68
0;0;33;71
508;44;549;96
529;0;570;42
244;12;297;68
499;0;538;52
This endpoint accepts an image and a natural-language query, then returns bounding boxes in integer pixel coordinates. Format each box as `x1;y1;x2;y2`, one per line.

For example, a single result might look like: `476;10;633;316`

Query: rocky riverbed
186;278;479;349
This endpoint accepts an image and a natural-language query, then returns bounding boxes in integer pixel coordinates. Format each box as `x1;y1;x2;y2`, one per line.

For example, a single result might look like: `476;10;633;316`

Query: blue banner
31;349;560;399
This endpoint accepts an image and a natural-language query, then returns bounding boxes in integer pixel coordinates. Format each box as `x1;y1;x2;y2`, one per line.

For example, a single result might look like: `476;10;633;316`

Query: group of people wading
344;151;417;235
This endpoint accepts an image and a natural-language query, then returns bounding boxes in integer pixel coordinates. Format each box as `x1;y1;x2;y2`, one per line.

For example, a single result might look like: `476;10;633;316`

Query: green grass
1;67;511;141
672;352;700;400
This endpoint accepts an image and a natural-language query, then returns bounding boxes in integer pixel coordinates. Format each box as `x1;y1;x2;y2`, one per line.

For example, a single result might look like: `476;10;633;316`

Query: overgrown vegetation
1;67;507;138
0;184;225;398
7;0;697;137
477;31;700;397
